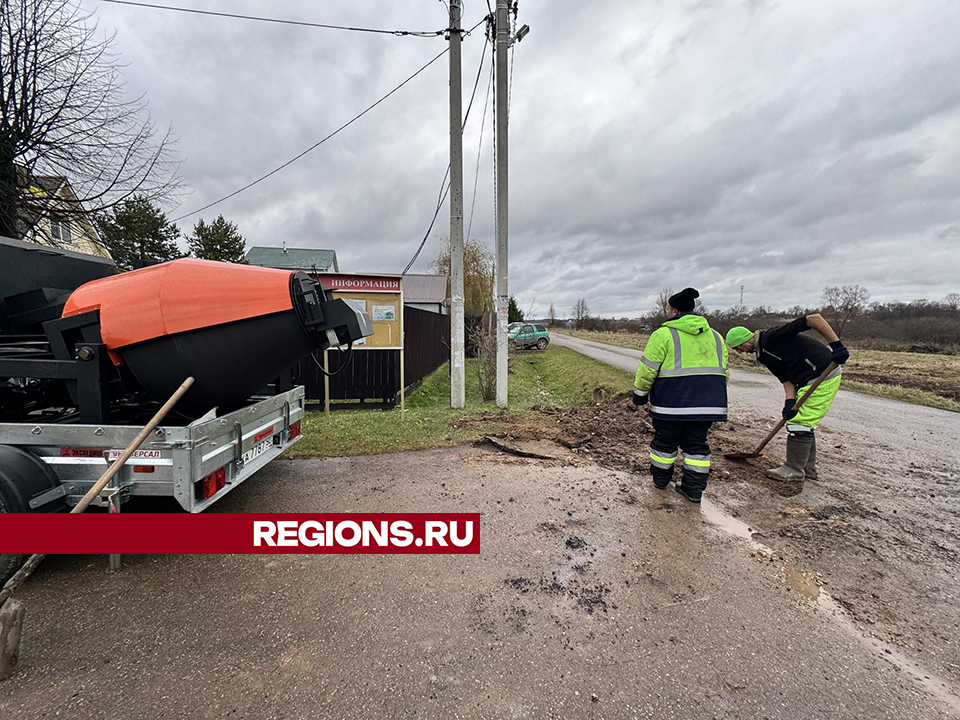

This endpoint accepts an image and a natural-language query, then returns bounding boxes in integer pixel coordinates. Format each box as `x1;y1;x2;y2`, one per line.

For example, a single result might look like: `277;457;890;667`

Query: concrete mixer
0;247;373;583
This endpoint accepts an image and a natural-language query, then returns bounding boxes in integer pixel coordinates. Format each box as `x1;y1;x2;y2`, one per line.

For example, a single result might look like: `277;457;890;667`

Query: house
245;245;339;272
15;174;111;260
402;273;449;315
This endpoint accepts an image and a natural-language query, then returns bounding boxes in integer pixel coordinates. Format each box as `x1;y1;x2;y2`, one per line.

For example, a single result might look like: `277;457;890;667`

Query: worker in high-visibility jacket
633;288;729;504
725;314;849;486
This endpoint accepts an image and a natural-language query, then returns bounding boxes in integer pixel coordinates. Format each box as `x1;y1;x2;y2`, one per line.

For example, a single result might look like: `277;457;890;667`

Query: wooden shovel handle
749;362;840;456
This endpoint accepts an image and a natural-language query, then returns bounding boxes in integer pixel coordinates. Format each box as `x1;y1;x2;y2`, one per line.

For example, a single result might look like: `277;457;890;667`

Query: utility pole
449;0;465;409
494;0;510;408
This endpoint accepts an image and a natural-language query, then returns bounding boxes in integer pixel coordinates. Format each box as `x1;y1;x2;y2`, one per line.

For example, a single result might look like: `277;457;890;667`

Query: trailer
0;240;372;583
0;386;305;515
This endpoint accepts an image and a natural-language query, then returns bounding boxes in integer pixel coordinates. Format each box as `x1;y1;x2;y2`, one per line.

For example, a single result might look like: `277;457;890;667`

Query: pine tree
508;296;524;323
188;215;246;263
95;195;181;270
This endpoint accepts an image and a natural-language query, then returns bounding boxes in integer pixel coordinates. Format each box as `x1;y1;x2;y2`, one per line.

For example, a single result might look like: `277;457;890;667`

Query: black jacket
756;317;832;387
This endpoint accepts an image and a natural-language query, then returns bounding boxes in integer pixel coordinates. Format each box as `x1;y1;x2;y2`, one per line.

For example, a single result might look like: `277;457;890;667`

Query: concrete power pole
449;0;466;409
494;0;510;408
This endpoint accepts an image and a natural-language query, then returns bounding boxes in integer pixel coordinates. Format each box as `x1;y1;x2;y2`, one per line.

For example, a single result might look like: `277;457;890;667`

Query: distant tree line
548;283;960;353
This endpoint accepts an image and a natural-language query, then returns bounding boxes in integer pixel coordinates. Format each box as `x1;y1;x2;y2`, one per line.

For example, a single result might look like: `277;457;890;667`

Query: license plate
241;438;273;465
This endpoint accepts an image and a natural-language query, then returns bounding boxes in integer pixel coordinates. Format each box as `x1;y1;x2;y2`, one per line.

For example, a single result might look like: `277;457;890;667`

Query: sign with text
0;513;480;554
317;274;402;293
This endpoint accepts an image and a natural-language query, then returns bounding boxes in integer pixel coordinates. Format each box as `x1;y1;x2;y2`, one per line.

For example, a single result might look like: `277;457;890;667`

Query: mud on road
483;397;960;689
2;441;957;719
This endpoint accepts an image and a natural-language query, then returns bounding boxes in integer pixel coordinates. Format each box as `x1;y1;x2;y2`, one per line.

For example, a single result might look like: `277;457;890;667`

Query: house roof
245;246;339;272
403;273;448;303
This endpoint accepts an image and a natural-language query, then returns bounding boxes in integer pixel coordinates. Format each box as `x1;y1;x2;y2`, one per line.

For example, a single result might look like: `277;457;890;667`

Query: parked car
509;322;550;350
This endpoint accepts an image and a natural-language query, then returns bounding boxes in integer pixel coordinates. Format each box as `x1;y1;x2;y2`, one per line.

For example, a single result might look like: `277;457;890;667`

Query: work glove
829;341;850;365
632;391;648;407
782;399;798;421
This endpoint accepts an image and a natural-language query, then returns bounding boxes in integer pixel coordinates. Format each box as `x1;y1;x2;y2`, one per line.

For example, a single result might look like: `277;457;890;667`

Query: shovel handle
749;362;840;456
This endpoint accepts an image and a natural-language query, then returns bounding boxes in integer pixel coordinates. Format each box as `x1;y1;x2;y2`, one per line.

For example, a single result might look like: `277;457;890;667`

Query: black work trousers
649;418;713;498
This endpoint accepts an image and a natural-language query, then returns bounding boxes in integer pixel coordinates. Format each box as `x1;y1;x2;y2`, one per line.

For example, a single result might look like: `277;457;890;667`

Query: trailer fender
0;446;66;514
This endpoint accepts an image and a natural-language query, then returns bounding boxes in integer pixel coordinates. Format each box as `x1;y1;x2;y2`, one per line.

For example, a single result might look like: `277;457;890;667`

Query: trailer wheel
0;495;28;586
0;446;65;585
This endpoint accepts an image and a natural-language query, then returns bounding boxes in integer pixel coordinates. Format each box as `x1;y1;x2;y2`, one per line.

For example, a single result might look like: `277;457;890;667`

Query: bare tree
945;293;960;312
572;298;590;329
821;285;871;337
648;287;672;327
548;302;556;327
1;0;180;243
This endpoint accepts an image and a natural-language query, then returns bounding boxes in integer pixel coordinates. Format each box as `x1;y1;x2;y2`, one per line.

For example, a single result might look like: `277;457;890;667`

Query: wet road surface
553;331;960;694
1;446;958;719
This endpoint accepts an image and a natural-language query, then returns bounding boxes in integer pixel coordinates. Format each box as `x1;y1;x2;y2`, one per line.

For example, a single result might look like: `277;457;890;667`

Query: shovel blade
724;451;761;461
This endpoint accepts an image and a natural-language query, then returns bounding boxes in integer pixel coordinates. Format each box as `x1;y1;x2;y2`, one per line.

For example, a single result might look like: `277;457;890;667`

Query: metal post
323;350;330;418
494;0;510;408
449;0;466;409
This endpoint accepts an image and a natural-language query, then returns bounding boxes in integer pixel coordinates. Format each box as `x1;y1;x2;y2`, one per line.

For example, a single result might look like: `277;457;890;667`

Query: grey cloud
82;0;960;317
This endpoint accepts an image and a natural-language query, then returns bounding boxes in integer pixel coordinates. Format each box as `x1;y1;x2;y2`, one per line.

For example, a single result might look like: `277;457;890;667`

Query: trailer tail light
195;467;227;500
289;420;301;441
133;465;154;473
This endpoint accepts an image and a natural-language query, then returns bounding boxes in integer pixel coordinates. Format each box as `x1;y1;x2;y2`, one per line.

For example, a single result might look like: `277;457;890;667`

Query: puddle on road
700;497;960;715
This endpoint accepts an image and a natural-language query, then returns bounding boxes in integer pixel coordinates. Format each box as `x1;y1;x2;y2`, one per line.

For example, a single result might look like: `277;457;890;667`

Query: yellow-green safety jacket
634;314;729;421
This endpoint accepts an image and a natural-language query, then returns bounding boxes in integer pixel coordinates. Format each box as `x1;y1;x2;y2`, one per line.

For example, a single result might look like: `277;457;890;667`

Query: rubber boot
804;435;818;481
674;482;702;504
651;465;673;490
766;434;812;482
675;465;706;503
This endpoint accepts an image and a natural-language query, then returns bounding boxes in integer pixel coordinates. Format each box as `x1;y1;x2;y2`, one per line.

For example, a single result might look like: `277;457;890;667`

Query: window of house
50;219;73;245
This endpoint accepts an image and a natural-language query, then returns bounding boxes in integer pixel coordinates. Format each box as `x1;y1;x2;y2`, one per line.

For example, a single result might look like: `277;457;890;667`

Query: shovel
724;362;839;461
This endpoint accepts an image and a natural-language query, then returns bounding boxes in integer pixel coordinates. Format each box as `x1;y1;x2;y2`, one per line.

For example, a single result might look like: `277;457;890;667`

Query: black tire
0;495;28;586
0;446;65;586
536;338;549;351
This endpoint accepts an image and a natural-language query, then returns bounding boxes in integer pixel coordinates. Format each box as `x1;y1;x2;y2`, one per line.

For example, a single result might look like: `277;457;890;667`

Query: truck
0;235;372;582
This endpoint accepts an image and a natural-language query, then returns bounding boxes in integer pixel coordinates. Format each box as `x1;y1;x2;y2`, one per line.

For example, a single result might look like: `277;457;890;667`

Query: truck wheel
536;338;548;351
0;446;65;586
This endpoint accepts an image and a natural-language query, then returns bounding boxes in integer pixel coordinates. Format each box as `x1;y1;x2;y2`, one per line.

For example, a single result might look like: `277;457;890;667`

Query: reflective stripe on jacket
634;313;729;421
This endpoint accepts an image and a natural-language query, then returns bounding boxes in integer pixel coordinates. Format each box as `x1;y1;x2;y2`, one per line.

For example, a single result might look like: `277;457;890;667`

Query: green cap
725;326;754;348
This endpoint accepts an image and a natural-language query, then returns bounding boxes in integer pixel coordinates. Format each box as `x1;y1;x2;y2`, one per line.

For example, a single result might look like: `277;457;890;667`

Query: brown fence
404;305;450;389
303;305;449;408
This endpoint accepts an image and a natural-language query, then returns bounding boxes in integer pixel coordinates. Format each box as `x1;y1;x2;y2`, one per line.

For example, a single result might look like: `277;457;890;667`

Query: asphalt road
1;449;956;719
551;332;960;470
552;331;960;695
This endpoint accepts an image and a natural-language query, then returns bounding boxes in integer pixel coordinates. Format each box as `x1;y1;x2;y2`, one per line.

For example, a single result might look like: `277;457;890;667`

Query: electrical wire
172;47;450;222
467;51;493;239
401;16;492;275
309;344;354;377
98;0;445;37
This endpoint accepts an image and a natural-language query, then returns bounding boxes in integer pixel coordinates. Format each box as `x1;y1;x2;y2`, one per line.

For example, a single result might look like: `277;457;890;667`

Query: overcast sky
84;0;960;317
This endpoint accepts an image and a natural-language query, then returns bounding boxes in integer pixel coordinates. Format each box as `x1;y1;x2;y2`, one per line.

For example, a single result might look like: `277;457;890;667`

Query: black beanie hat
668;287;699;313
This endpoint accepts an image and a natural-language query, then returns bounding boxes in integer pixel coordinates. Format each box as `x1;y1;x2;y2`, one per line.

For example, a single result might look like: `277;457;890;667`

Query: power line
467;55;493;239
172;47;450;223
98;0;445;37
402;17;492;275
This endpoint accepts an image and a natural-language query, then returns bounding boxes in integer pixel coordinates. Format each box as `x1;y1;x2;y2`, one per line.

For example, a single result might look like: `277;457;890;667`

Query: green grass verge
287;345;634;458
837;380;960;413
555;330;960;414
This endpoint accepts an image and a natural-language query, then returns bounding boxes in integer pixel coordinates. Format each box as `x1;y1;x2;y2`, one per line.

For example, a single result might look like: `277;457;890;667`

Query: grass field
556;329;960;413
288;345;634;458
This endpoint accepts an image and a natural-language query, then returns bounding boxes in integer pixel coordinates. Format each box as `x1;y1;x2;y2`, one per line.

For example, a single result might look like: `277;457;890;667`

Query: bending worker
725;314;849;485
633;288;729;504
